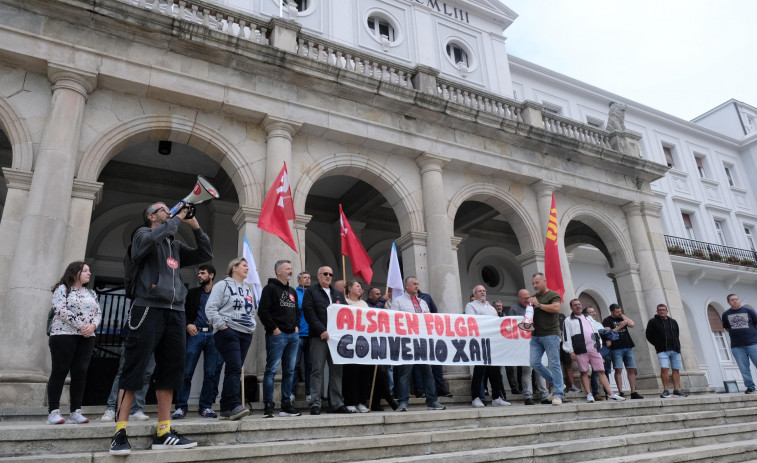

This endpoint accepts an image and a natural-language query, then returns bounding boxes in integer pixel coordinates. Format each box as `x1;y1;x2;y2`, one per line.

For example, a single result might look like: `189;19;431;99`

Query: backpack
123;243;143;300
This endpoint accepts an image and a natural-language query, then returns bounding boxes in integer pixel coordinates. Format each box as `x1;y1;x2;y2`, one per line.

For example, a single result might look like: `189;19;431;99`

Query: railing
92;287;131;359
118;0;270;45
295;33;415;89
436;77;523;122
542;113;613;150
665;235;757;267
113;0;629;155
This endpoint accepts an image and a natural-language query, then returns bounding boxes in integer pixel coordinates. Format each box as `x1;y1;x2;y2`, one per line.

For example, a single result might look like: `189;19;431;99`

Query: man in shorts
603;303;644;399
646;303;688;398
109;202;212;456
563;299;625;402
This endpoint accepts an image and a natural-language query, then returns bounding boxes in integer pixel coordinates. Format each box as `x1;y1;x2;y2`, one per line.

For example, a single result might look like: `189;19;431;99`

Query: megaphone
170;175;221;219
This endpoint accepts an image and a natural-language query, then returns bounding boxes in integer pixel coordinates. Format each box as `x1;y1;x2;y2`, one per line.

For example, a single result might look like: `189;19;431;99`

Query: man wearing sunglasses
109;202;212;456
302;266;348;415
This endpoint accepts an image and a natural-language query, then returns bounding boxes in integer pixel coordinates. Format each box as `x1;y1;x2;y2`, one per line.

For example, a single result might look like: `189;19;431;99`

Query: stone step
2;394;757;458
353;426;757;463
3;421;756;463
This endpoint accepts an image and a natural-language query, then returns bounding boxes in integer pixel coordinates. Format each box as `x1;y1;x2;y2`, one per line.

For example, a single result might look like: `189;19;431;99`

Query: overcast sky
500;0;756;121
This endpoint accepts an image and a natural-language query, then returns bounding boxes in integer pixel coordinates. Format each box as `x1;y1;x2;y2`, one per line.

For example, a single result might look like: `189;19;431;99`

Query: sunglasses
148;206;170;215
320;272;333;277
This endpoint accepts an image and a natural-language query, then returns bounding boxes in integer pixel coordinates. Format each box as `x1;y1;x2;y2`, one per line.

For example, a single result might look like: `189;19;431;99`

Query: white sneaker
586;393;595;403
608;393;626;401
67;409;89;424
100;409;116;422
492;398;511;406
345;405;358;413
47;409;66;425
472;397;485;408
552;396;563;405
130;410;150;421
357;404;370;413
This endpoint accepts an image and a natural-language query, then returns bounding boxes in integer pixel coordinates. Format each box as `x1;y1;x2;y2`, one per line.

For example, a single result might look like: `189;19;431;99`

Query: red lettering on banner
336;308;354;330
355;309;366;332
444;315;454;337
467;317;479;337
395;312;407;335
423;313;435;335
499;318;532;340
377;310;390;333
454;317;468;336
405;313;420;335
366;310;377;333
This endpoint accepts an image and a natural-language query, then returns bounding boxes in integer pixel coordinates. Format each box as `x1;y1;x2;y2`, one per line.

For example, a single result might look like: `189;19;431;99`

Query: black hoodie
258;278;299;335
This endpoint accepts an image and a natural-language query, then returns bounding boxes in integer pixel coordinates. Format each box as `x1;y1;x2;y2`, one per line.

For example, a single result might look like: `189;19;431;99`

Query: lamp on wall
158;140;172;156
723;380;739;393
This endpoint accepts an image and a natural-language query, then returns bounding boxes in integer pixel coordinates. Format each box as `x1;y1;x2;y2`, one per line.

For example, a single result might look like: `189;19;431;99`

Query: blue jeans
396;364;438;405
292;336;311;396
213;328;253;412
611;347;637;369
263;331;299;406
731;344;757;390
176;330;222;410
106;344;155;414
530;335;564;398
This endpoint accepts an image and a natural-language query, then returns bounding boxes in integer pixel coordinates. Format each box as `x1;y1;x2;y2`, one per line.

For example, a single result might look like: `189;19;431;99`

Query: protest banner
326;304;535;366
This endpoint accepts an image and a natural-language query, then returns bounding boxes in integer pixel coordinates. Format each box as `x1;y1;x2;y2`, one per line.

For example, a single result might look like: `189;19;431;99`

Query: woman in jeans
47;261;101;424
206;257;257;420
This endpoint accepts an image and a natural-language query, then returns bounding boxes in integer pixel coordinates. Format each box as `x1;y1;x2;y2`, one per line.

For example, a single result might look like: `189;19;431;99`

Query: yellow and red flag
544;193;564;298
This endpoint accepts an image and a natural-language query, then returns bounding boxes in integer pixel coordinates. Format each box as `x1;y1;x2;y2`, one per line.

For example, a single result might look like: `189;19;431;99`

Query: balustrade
542;113;613;149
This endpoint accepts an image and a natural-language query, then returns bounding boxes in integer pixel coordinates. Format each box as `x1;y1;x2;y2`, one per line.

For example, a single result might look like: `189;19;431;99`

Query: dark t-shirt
722;307;757;348
602;314;635;350
533;290;562;337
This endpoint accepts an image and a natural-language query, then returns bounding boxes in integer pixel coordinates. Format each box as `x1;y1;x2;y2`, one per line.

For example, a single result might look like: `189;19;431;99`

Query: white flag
386;242;403;299
243;237;263;302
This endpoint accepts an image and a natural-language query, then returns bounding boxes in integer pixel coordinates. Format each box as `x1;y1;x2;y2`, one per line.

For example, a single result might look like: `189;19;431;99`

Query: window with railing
665;234;757;267
746;227;755;251
682;212;696;240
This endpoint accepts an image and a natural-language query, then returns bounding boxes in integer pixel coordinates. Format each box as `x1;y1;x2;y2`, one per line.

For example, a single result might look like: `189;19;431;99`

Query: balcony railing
665;235;757;267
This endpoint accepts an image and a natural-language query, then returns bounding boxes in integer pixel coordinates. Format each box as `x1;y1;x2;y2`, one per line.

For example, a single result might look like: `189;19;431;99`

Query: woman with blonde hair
206;257;257;420
46;261;101;424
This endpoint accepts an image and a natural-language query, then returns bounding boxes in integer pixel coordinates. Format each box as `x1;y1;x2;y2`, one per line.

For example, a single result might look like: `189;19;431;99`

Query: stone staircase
1;393;757;462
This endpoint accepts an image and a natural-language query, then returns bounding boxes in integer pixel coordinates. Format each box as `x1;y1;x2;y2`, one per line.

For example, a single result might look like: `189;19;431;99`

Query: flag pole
294;225;305;272
342;255;347;282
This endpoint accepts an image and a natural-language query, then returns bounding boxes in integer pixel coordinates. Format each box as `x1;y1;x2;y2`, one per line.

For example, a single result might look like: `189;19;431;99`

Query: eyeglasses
148;206;170;215
320;272;333;277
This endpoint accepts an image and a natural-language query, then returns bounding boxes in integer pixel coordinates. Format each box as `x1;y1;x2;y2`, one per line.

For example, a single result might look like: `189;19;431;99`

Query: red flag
257;163;297;251
544;193;564;298
340;204;373;284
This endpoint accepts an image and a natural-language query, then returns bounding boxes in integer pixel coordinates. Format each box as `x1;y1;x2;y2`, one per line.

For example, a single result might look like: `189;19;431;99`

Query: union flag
544;193;564;298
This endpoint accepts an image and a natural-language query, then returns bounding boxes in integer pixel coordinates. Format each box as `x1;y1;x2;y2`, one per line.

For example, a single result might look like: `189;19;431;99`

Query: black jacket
131;217;213;310
645;315;681;353
302;284;345;338
258;278;299;335
185;286;213;327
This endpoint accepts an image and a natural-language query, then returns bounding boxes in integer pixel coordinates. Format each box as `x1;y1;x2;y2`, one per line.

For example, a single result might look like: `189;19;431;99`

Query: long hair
51;261;87;294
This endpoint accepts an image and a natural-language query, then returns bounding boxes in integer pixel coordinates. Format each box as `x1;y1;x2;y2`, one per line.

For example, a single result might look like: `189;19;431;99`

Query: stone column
532;181;573;307
260;116;301;293
417;153;461;314
293;214;312;277
622;201;709;391
516;250;545;292
0;170;33;299
0;64;96;406
396;231;429;292
62;180;103;266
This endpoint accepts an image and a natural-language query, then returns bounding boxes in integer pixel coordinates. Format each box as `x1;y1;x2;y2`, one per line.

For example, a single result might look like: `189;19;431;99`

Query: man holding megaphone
109;199;213;456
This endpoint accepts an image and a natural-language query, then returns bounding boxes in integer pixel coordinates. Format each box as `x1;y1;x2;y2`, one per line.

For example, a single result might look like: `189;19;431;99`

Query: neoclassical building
3;0;746;406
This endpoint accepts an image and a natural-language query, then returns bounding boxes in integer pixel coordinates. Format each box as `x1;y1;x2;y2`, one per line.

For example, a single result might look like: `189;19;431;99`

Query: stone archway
447;183;541;255
0;95;34;171
560;204;636;269
293;153;425;237
76;115;259;206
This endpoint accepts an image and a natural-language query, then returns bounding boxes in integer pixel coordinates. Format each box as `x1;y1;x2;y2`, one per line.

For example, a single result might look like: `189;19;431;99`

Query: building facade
2;0;745;406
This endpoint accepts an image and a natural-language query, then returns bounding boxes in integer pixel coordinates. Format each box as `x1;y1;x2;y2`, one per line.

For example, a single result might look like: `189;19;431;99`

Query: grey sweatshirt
205;277;257;334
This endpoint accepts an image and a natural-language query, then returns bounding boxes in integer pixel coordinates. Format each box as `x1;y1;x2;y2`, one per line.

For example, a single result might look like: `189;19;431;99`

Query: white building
0;0;752;406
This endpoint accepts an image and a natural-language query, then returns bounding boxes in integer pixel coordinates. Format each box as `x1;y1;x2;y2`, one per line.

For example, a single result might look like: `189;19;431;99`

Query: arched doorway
82;138;241;406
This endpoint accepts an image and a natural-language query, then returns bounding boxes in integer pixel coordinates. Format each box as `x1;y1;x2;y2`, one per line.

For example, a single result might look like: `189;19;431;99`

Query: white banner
326;304;535;366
